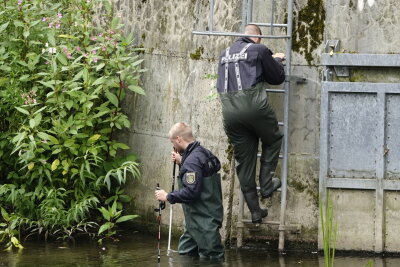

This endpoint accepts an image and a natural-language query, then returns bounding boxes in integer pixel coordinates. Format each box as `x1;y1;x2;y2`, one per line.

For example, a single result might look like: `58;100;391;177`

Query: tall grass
320;191;338;267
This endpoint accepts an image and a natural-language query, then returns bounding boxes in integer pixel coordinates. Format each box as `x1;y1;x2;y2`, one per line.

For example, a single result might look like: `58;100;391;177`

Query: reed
320;191;338;267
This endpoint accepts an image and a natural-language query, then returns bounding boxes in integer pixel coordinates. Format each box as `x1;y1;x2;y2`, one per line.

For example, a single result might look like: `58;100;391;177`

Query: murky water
0;232;399;267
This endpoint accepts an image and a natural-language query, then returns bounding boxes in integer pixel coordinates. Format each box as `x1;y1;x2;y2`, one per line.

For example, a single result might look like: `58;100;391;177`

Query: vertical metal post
247;0;253;24
208;0;214;32
241;0;247;32
270;0;276;35
318;82;330;250
374;92;386;252
278;0;293;252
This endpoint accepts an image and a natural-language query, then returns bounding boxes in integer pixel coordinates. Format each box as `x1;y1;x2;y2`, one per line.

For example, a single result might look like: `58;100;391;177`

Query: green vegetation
190;46;204;60
0;207;24;250
204;73;218;101
291;0;326;65
98;199;138;244
0;0;145;247
320;191;338;267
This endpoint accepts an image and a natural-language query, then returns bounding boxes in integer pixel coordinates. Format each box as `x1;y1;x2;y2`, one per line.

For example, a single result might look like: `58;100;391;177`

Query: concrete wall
112;0;400;251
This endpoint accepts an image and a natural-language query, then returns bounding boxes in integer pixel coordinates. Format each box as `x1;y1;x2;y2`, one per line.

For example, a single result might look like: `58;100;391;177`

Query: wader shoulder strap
223;43;252;92
224;47;229;93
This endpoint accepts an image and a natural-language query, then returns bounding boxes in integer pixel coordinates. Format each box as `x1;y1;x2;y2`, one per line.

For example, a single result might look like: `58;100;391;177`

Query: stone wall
113;0;400;251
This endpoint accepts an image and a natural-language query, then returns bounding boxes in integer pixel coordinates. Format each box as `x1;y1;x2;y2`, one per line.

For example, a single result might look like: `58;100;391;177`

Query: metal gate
320;43;400;252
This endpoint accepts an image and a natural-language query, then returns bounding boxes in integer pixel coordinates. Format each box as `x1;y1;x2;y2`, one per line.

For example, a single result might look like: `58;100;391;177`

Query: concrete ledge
321;53;400;67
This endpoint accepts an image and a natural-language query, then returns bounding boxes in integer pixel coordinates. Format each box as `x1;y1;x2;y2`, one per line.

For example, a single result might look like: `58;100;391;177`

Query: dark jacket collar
236;37;255;44
181;141;200;165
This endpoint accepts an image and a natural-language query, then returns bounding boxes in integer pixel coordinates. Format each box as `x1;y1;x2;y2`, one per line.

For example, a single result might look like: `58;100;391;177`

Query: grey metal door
320;81;400;252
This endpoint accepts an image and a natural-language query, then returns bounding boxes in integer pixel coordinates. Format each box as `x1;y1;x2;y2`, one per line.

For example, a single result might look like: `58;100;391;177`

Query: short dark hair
244;24;262;35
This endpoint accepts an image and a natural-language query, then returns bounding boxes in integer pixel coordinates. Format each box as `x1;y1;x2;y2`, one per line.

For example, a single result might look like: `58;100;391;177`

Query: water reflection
0;232;399;267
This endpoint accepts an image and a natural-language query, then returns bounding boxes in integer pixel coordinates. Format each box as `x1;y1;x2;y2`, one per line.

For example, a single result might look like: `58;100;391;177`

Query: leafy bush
0;0;144;245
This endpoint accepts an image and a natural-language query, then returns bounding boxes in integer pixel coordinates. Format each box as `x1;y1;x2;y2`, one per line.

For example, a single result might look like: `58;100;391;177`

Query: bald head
168;122;194;142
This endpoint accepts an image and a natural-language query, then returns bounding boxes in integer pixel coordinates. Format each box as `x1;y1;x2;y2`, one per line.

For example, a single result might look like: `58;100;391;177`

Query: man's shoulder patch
185;172;196;184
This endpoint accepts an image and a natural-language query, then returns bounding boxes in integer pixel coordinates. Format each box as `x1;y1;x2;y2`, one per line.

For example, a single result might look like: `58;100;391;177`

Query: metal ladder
193;0;294;251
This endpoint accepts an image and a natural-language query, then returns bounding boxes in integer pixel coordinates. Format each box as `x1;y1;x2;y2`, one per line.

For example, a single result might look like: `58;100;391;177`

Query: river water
0;232;399;267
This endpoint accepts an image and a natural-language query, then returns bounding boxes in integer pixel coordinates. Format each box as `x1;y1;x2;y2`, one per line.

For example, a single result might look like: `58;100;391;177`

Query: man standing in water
216;24;286;223
155;122;224;259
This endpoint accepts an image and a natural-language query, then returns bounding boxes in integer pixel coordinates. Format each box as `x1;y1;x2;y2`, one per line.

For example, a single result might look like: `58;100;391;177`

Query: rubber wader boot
243;190;268;223
259;157;281;199
259;142;281;198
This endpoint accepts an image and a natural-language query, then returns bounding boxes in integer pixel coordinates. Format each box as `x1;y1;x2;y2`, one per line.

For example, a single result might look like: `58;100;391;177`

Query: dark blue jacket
167;141;221;204
216;37;285;93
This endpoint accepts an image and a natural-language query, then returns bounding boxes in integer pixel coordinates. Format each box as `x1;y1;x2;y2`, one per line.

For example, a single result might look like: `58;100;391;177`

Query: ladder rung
257;153;284;159
250;22;288;28
192;31;290;39
265;89;285;93
242;219;280;225
240;221;301;232
256;186;282;192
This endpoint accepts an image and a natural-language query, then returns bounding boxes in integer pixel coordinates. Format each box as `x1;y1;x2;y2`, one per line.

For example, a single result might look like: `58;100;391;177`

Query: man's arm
260;47;286;85
156;156;204;204
167;168;203;204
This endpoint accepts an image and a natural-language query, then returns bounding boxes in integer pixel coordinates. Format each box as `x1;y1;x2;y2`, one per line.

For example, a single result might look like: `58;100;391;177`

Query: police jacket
216;37;285;93
167;141;221;204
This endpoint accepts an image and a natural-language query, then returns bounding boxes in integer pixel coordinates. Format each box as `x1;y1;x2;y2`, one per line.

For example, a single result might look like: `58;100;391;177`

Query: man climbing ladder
216;24;286;223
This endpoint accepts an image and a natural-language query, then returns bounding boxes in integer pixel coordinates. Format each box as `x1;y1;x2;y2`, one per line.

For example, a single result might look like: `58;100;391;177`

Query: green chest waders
177;173;224;259
219;83;283;223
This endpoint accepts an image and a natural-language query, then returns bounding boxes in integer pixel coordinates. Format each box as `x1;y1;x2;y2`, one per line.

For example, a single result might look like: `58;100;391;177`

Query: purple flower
42;17;47;22
57;13;62;18
93;57;98;63
55;24;60;29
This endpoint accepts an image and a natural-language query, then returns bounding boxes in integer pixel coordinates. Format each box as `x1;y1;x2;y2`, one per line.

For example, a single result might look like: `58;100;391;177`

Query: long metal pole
156;183;164;263
278;0;293;252
247;0;253;24
241;0;247;32
167;203;173;253
208;0;214;32
191;31;290;39
167;161;177;253
270;0;276;35
250;22;288;27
